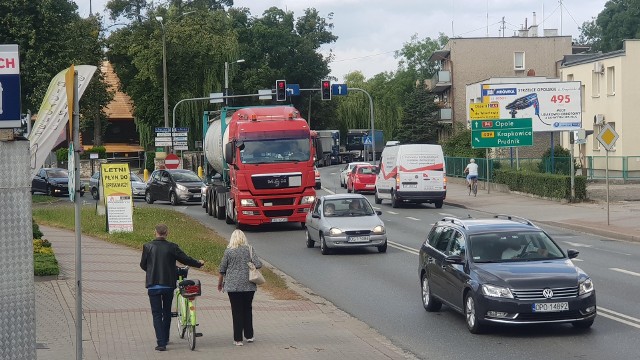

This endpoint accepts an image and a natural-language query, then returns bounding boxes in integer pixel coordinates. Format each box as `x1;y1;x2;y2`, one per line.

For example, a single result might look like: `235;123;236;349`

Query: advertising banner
0;44;21;128
100;163;133;233
28;65;96;178
481;81;582;132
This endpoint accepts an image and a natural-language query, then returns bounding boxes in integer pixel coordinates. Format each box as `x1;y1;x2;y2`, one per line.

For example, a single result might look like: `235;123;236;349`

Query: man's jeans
148;288;174;346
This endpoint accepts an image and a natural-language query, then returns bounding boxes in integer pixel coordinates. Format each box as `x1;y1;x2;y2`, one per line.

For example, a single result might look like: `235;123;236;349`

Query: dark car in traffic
145;169;204;205
419;215;596;333
31;167;84;197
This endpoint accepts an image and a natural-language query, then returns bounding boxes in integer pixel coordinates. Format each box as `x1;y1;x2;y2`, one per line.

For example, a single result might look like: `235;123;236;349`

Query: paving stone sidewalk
36;226;417;360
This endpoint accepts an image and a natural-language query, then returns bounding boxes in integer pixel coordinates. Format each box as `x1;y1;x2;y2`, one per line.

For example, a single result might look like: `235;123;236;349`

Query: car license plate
404;184;417;188
366;184;374;188
348;236;370;243
271;217;287;223
532;302;569;312
193;193;201;198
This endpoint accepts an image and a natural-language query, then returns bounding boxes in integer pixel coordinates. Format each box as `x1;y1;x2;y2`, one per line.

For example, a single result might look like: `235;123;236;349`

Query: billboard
100;163;133;233
0;44;21;128
481;81;582;132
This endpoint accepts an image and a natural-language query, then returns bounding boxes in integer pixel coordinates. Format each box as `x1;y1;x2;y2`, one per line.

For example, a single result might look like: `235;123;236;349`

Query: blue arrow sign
331;83;348;96
286;84;300;96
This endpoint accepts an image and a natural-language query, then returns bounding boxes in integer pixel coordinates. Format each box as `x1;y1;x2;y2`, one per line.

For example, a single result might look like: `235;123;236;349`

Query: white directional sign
596;123;619;151
258;89;272;100
209;92;223;104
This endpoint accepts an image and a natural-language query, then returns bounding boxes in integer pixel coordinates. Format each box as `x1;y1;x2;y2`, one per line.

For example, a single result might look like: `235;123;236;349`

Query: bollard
198;166;203;179
144;168;149;182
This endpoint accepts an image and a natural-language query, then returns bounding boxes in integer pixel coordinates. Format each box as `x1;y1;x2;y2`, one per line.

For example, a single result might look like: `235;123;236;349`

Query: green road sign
471;118;533;148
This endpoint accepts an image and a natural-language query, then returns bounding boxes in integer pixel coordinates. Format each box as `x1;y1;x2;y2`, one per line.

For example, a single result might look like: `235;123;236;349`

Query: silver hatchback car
305;194;387;255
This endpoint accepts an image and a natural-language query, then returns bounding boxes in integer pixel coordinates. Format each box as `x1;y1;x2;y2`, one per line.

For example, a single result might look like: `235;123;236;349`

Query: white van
374;143;446;208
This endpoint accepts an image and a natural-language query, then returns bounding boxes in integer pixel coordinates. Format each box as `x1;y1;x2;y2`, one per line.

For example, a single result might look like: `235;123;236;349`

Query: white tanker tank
204;115;232;174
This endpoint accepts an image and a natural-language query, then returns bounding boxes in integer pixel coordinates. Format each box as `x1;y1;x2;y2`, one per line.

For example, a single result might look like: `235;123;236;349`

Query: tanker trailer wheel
216;193;225;220
207;193;214;216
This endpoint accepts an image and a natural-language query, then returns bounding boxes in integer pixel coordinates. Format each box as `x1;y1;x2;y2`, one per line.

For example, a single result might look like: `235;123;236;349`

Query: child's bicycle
468;177;478;197
172;266;203;350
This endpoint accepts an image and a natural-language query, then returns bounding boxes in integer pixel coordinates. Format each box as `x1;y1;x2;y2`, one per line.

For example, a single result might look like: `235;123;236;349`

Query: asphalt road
143;165;640;360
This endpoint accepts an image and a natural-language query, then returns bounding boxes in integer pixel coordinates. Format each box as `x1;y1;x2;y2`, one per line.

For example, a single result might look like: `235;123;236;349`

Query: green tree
395;33;449;80
396;85;441;144
440;125;485;158
577;0;640;52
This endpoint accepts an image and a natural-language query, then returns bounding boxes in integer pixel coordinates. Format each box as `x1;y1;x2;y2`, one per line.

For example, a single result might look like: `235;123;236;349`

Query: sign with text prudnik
481;81;582;132
100;163;133;233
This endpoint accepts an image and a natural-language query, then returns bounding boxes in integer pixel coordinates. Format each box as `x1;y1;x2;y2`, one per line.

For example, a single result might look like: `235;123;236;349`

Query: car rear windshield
47;170;68;178
469;231;564;263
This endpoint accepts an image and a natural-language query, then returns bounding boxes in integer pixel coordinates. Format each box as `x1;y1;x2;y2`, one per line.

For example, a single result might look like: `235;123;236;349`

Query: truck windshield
241;138;311;164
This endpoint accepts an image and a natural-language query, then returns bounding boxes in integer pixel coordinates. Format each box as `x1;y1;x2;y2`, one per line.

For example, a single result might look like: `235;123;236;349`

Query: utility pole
502;17;506;37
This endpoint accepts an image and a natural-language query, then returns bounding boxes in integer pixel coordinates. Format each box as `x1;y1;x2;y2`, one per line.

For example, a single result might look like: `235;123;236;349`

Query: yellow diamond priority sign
596;123;619;151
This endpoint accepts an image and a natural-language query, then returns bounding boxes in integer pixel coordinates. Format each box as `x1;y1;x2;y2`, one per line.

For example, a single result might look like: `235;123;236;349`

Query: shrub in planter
494;169;586;201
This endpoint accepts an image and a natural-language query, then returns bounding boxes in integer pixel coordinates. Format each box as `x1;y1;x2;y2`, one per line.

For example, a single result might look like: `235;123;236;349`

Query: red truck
203;106;317;228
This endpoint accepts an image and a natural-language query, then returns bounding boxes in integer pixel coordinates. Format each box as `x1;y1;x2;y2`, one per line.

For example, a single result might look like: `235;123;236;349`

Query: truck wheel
374;190;382;204
391;191;399;208
216;194;225;220
434;200;443;209
225;205;235;224
207;195;214;216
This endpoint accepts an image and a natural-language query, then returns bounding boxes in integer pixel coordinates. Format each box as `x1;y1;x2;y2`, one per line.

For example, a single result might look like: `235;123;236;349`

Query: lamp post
224;59;245;104
155;16;169;131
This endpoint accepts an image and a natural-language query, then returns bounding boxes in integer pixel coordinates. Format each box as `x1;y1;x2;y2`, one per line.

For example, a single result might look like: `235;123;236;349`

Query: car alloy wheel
47;186;53;196
320;234;331;255
377;241;387;253
374;190;382;204
305;230;315;248
145;191;154;204
91;188;99;200
465;293;484;334
421;275;442;312
170;192;179;206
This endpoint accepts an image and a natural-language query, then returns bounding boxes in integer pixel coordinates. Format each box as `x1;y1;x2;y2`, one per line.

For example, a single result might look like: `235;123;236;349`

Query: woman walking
218;229;263;346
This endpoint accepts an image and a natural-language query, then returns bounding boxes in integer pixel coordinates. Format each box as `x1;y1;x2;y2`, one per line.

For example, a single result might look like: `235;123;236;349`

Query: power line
560;2;581;28
541;3;561;24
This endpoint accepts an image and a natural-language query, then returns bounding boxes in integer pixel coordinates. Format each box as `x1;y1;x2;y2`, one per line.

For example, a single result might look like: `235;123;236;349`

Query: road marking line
563;241;593;248
406;217;420;221
388;241;419;255
610;268;640;278
599;306;640;323
570;258;583;262
598;308;640;329
439;213;455;217
324;188;336;195
387;211;399;215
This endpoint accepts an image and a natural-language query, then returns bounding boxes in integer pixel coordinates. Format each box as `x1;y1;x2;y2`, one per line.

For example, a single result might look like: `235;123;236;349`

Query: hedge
493;169;586;201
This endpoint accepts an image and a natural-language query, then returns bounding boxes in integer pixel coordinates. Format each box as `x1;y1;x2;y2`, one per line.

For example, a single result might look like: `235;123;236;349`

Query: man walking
140;224;204;351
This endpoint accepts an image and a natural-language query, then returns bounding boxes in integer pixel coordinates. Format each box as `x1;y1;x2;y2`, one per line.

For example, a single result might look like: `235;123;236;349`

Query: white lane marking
439;213;455;217
324;188;336;195
388;241;419;255
610;268;640;278
598;308;640;329
406;217;420;221
563;241;593;248
562;241;631;256
570;258;583;262
599;306;640;323
387;211;399;215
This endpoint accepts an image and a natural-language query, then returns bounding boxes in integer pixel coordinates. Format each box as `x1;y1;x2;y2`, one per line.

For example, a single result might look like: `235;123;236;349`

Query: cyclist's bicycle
172;267;202;350
468;177;478;197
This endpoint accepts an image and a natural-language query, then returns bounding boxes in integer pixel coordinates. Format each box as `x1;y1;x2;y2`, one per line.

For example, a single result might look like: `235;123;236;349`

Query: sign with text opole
471;118;533;148
481;81;582;132
100;163;133;233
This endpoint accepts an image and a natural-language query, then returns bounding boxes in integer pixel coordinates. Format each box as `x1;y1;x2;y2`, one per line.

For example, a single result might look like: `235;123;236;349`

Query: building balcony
430;71;451;93
437;108;452;124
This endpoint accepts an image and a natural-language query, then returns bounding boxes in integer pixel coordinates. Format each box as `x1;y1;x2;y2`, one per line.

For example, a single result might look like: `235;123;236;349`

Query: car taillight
395;176;400;190
444;176;447;190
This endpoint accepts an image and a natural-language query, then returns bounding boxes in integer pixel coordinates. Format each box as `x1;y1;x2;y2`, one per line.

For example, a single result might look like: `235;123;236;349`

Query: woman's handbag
248;246;265;285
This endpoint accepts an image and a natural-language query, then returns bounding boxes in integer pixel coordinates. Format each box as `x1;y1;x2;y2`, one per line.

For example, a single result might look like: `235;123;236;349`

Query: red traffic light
322;81;330;88
275;80;287;101
278;81;285;89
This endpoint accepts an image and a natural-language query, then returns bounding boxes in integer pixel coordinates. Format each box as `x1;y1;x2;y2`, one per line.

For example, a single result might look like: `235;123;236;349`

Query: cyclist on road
140;223;205;352
464;158;479;189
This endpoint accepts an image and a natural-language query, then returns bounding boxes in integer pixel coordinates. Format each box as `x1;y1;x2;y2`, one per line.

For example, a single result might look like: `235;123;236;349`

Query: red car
347;165;377;194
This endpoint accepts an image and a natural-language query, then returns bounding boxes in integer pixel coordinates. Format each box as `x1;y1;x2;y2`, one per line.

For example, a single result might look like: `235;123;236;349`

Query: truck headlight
481;284;514;298
579;278;594;295
301;196;315;205
240;199;256;207
329;227;343;236
176;184;188;193
372;225;385;234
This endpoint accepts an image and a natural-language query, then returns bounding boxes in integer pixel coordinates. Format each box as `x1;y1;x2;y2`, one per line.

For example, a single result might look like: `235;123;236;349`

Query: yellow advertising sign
469;102;500;120
100;163;133;233
65;64;75;139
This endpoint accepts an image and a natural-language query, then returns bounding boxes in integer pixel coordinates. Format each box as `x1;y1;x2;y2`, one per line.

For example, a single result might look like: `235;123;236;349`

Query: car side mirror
567;249;579;259
444;255;464;265
311;213;320;219
376;210;382;215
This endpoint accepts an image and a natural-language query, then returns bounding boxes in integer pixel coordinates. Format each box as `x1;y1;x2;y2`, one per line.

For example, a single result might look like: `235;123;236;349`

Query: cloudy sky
75;0;608;81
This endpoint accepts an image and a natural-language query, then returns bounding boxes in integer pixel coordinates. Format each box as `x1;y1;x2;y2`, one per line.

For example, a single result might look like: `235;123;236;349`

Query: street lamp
156;16;169;131
224;59;245;105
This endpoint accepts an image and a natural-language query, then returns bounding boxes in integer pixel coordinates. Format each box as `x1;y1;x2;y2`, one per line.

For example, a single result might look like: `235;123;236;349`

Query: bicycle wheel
472;181;478;196
187;324;196;350
176;295;187;339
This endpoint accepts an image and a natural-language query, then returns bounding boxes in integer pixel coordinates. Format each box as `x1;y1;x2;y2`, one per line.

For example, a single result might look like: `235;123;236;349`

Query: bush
33;219;43;239
33;238;59;276
56;148;69;162
440;127;486;158
81;145;106;160
494;169;586;201
538;147;580;175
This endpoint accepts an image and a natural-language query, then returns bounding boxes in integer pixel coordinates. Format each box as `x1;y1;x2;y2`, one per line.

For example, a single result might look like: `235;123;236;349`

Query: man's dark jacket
140;238;202;288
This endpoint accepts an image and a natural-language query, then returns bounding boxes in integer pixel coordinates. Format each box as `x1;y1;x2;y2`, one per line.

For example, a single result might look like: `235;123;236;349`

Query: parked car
90;171;146;200
347;164;377;194
314;166;321;190
145;169;204;206
31;168;84;197
419;215;596;334
305;194;387;254
339;161;369;188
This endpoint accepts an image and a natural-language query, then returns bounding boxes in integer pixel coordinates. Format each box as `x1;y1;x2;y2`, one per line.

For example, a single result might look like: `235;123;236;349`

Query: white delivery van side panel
375;145;400;201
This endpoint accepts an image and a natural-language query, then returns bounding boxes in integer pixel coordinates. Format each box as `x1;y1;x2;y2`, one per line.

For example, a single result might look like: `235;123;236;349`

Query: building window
592;71;600;97
514;52;525;70
567;74;574;81
607;66;615;95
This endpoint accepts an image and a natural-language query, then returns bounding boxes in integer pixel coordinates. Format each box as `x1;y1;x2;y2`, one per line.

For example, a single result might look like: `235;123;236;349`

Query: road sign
596;123;618;151
155;127;171;132
68;143;76;202
258;89;272;100
165;153;180;169
469;102;500;120
174;145;188;151
331;84;348;96
0;44;22;128
154;139;173;146
363;136;372;145
286;84;300;96
209;92;223;104
471;118;533;148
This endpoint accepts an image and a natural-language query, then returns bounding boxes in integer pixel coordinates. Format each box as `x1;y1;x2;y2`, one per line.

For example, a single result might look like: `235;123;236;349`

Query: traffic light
321;80;331;100
275;80;287;102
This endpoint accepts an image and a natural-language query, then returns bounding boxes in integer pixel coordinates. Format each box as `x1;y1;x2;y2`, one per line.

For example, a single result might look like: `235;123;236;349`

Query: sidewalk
444;179;640;242
35;226;416;360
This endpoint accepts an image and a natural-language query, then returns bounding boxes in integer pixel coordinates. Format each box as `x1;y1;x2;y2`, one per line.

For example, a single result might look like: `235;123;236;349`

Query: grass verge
32;195;62;204
33;205;299;300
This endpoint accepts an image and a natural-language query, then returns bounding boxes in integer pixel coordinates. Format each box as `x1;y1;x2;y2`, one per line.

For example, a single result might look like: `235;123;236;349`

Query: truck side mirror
224;142;234;165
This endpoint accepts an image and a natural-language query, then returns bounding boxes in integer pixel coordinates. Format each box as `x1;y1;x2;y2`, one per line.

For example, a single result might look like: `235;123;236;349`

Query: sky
75;0;609;82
